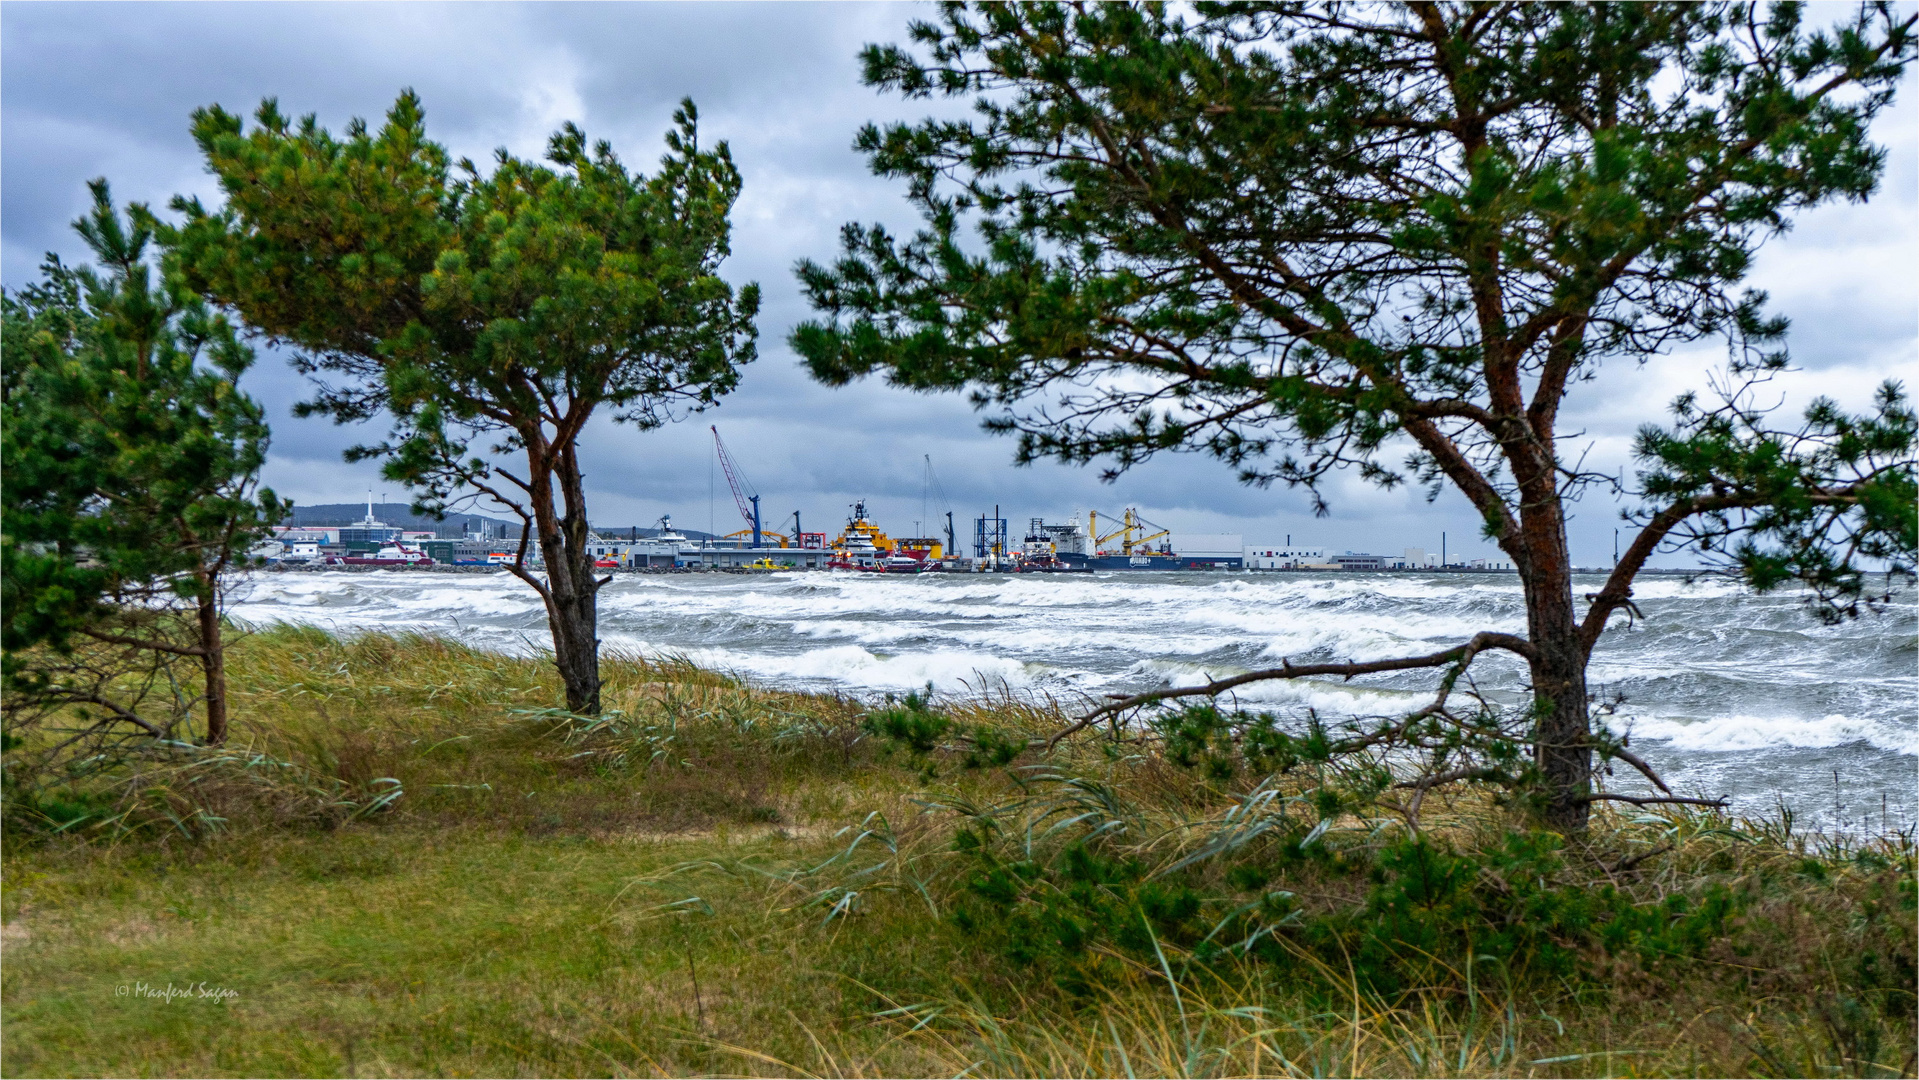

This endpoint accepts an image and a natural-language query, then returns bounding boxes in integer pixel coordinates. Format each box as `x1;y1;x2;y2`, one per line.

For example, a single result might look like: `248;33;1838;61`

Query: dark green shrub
1152;703;1302;782
862;688;951;754
2;784;122;835
946;820;1753;1000
950;836;1212;994
961;724;1025;770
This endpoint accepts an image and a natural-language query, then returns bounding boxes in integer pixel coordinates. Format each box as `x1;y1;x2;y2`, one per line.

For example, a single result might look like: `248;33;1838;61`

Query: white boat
328;541;434;567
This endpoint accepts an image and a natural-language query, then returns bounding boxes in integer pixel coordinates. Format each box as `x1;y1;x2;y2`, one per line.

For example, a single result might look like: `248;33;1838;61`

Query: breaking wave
230;567;1916;822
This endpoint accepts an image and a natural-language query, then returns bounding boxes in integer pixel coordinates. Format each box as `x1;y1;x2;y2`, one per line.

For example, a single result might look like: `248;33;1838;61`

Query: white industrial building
1244;545;1329;569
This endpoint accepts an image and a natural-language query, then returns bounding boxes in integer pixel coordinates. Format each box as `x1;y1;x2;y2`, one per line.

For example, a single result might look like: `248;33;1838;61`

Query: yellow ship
828;501;943;570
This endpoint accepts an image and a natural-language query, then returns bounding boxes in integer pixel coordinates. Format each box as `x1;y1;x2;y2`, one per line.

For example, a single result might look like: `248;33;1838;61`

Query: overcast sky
5;2;1913;565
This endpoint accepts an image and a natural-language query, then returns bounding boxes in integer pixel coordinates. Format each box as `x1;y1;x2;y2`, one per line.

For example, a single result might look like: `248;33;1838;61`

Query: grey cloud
6;2;1912;569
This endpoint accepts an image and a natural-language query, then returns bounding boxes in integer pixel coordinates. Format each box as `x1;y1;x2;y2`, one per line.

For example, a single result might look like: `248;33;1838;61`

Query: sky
5;2;1914;566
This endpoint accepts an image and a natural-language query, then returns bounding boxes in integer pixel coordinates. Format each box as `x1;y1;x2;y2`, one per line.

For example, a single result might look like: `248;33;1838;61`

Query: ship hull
1085;554;1182;570
1061;553;1241;571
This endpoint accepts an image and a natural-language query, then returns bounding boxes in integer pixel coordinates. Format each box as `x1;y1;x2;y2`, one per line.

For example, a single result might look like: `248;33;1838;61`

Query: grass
2;624;1913;1077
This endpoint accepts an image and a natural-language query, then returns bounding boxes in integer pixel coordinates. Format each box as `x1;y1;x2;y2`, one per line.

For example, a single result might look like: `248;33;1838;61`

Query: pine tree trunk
1518;507;1592;831
530;537;602;715
197;592;228;746
1530;632;1591;831
525;441;603;715
546;589;602;714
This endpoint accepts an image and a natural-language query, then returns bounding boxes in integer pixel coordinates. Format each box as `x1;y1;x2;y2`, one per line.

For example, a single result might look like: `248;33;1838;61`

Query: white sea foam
231;570;1914;779
1628;712;1918;756
600;635;1047;693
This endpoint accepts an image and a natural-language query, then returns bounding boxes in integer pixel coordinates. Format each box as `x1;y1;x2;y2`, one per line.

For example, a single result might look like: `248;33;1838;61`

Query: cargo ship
1031;510;1240;570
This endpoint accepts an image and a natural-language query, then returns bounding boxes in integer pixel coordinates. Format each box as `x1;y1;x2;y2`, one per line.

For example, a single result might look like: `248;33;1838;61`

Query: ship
1007;519;1094;572
327;541;435;567
1038;509;1240;570
826;501;944;572
1055;509;1183;570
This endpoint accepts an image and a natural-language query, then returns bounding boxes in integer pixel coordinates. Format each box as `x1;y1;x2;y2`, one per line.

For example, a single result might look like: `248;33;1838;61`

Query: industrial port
256;427;1515;574
258;500;1260;574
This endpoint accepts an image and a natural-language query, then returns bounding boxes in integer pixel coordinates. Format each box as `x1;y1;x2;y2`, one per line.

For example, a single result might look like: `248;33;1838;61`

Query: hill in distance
286;503;719;541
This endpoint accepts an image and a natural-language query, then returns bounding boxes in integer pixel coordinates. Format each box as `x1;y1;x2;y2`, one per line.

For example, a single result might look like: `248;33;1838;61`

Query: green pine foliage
789;0;1919;829
862;687;1033;771
161;91;760;714
935;776;1898;1013
1;180;286;750
863;688;954;755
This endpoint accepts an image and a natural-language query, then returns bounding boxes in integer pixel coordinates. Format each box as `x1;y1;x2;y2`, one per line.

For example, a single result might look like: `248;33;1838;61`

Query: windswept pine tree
165;93;760;714
795;2;1919;827
2;181;286;748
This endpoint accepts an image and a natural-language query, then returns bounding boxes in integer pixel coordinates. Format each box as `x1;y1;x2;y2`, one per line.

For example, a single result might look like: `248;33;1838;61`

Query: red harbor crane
710;426;785;547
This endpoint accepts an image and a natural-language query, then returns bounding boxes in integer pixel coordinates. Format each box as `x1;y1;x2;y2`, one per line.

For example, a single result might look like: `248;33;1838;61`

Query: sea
230;568;1917;831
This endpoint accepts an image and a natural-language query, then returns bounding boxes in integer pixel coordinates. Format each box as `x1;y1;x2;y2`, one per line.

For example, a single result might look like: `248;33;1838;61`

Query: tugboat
328;541;434;567
1011;521;1094;573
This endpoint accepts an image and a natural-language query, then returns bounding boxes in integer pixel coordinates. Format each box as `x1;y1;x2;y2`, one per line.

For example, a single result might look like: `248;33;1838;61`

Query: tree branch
1048;631;1534;748
77;628;209;658
1607;744;1674;796
1578;792;1727;808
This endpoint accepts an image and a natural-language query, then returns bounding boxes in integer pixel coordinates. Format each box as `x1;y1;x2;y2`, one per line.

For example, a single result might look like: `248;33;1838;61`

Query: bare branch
76;628;209;658
1048;631;1534;748
1578;793;1727;808
1607;745;1674;796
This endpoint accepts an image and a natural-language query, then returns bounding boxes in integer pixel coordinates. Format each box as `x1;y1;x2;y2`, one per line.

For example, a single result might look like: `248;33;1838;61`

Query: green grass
3;625;1913;1077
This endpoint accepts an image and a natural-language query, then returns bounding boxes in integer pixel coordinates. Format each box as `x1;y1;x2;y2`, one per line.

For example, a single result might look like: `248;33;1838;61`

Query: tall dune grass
3;625;1912;1077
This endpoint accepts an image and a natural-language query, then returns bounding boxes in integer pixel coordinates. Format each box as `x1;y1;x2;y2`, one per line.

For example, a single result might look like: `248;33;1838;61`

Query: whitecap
1628;712;1917;755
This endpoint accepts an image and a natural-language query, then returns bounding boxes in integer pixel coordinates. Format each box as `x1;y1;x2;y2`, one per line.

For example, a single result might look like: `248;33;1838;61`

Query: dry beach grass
2;625;1913;1077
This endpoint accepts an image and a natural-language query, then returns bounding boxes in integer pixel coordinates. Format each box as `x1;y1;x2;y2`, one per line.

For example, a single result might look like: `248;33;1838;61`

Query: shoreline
260;562;1711;576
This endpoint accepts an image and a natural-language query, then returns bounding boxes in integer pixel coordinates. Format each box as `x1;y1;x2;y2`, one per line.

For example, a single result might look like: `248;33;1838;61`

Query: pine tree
3;180;287;747
165;93;760;714
794;2;1918;828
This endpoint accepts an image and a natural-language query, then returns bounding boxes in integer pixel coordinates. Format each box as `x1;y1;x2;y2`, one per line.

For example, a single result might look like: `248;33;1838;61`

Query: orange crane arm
724;528;791;547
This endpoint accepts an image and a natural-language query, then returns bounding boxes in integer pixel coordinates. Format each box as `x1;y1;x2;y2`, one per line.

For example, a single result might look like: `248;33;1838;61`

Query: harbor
258;499;1523;575
258;447;1522;575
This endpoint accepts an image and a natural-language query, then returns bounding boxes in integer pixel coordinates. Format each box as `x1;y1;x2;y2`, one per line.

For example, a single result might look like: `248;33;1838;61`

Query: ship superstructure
826;501;946;571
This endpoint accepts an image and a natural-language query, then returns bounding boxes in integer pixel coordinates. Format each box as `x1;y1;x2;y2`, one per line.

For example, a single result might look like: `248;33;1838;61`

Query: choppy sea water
230;569;1917;829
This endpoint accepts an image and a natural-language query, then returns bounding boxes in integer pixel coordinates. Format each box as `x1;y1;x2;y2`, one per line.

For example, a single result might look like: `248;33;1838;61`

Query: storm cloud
6;2;1913;565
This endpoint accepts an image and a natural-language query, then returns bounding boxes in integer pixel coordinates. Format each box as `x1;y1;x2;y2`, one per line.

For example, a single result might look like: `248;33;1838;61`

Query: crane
1129;510;1172;554
710;426;787;547
1092;508;1170;555
923;455;957;558
1092;509;1125;550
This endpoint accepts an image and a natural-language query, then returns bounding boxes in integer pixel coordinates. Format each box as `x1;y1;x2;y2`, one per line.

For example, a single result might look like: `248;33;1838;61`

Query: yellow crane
722;527;789;547
1090;508;1171;555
